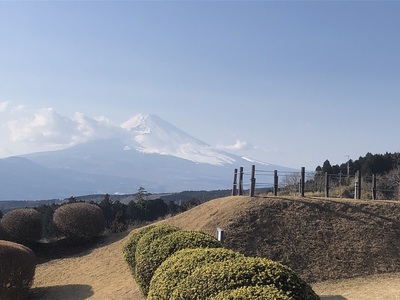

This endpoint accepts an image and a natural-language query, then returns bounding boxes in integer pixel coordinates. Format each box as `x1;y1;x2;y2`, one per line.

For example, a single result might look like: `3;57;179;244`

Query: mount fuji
0;114;294;200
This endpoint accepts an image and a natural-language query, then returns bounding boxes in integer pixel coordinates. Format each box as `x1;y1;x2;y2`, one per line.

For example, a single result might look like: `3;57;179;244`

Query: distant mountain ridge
0;114;294;200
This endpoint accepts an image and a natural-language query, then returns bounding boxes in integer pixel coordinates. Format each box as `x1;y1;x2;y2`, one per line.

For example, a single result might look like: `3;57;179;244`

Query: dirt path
312;272;400;300
29;234;145;300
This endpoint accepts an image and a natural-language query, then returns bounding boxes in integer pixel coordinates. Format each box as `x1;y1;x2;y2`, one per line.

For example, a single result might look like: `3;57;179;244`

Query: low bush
134;224;181;295
0;240;36;300
53;202;105;244
170;256;319;300
210;285;293;300
1;208;42;245
122;225;156;275
148;248;243;300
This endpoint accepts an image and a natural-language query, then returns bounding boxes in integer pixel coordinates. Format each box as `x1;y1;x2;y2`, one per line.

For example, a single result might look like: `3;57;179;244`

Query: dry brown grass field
30;196;400;299
30;232;144;300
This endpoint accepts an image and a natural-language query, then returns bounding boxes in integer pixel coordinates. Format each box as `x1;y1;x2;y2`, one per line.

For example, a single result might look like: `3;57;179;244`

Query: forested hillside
316;152;400;176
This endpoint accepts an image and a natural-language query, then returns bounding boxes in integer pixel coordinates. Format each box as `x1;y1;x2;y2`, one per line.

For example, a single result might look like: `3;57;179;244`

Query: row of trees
277;152;400;200
96;188;203;233
308;152;400;199
316;152;400;176
0;188;203;242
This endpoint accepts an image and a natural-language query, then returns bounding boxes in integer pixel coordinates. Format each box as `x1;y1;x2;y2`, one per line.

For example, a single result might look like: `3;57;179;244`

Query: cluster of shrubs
122;224;319;300
0;202;105;299
0;202;105;246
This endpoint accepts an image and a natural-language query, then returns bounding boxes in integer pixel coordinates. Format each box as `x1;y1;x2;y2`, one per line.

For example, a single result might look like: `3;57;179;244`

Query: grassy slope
32;195;400;299
161;196;400;282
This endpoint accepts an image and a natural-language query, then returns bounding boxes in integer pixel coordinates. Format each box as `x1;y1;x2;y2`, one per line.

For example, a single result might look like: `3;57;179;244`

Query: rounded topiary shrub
134;224;181;295
210;285;293;300
1;208;43;245
148;248;244;300
122;225;156;275
137;230;222;296
171;256;319;300
53;202;105;243
0;240;36;300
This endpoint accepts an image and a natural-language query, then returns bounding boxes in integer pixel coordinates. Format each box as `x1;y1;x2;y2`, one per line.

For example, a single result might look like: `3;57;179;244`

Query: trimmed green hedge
134;224;181;295
148;248;243;300
122;225;156;275
170;256;319;300
210;285;293;300
136;230;222;296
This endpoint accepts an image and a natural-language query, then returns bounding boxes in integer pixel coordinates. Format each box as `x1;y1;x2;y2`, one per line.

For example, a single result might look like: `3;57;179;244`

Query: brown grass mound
162;196;400;282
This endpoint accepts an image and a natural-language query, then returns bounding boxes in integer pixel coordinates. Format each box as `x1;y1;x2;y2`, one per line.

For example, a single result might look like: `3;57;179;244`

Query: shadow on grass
320;296;347;300
28;284;93;299
34;231;130;264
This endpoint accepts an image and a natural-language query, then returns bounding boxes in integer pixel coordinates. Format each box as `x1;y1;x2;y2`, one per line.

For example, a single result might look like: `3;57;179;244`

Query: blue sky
0;1;399;170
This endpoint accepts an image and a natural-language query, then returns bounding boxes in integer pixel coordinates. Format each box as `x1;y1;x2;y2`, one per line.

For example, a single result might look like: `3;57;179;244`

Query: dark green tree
67;196;77;203
181;198;202;211
111;200;127;233
135;187;149;202
322;159;332;174
331;164;340;174
133;198;169;221
35;204;58;240
98;194;115;226
167;201;182;215
126;201;140;221
111;210;127;233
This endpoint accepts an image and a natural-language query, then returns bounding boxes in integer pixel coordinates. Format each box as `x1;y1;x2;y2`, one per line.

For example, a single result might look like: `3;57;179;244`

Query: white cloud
216;139;254;151
6;108;122;149
72;112;120;143
11;104;26;112
8;108;78;145
0;101;9;112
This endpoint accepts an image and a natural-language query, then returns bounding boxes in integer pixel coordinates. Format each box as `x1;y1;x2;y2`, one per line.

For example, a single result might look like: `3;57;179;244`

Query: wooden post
325;172;330;198
354;170;361;199
232;168;238;196
372;174;377;200
273;170;278;196
250;165;256;197
239;167;244;195
354;171;358;199
300;167;305;197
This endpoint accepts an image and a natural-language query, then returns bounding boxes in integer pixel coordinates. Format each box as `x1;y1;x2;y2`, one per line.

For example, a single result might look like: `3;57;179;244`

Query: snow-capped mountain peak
120;113;153;134
120;114;235;166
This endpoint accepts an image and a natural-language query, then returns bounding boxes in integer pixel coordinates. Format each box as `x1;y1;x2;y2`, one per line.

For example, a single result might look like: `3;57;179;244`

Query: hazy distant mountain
120;114;236;165
0;114;294;200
